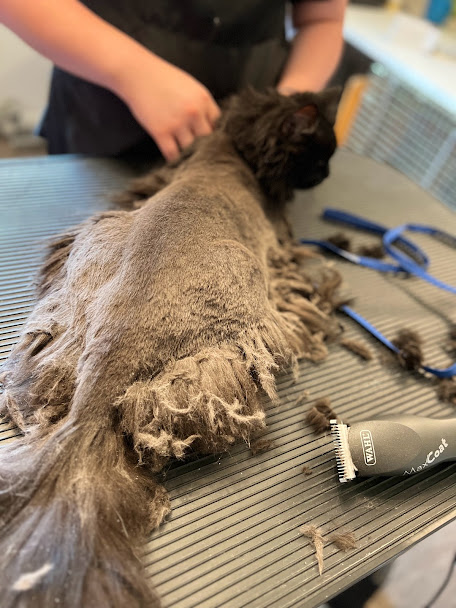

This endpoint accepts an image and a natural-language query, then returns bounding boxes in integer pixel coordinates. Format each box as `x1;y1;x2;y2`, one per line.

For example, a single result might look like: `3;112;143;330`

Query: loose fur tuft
250;438;276;455
300;525;325;575
329;531;357;551
306;397;339;434
327;232;351;251
392;328;423;371
435;378;456;406
357;243;384;259
340;338;373;361
446;325;456;357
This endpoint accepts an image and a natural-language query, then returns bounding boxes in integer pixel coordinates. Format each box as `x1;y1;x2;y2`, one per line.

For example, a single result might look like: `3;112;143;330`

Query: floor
368;519;456;608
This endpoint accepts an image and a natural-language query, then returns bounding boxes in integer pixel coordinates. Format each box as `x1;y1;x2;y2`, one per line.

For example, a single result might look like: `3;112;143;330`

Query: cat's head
221;87;341;204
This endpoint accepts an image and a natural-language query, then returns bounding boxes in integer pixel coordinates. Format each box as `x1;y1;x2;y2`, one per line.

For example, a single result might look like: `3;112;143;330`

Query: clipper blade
330;419;357;483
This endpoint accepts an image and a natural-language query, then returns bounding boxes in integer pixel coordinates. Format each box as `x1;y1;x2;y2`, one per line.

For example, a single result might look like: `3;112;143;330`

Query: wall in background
0;26;52;131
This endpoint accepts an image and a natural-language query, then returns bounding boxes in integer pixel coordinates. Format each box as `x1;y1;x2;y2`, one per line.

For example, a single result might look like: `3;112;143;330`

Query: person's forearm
0;0;156;99
1;0;221;160
278;20;344;94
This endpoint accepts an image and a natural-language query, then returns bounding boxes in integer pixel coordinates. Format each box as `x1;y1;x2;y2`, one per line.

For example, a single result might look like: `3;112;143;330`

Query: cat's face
287;105;336;188
223;87;341;204
283;99;337;190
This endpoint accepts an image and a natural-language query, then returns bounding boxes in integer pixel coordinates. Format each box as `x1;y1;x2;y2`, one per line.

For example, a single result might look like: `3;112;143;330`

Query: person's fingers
206;98;222;126
156;134;180;162
190;114;213;138
175;126;195;152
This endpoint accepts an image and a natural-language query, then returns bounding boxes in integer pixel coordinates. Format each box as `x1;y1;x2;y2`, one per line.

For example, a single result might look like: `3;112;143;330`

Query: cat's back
129;146;276;267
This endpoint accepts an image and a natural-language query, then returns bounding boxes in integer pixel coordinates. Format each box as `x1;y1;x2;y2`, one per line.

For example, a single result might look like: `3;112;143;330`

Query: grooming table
1;150;455;607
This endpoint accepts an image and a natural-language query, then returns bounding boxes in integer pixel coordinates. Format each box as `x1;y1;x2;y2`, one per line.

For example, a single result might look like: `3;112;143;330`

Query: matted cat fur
0;87;342;607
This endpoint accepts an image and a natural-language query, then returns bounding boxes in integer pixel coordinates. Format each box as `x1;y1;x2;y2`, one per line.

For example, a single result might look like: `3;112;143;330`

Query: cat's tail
0;417;169;607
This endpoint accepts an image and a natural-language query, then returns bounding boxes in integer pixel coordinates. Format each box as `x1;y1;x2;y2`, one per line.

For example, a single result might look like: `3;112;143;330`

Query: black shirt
40;1;298;155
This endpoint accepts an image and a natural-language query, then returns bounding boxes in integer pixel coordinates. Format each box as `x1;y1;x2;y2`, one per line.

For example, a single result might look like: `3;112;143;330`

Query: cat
0;86;341;608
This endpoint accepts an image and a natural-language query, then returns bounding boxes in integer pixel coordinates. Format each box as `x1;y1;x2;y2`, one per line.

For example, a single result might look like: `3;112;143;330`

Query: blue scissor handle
299;238;403;272
323;208;392;235
341;305;456;378
383;224;456;294
323;208;429;269
301;209;456;379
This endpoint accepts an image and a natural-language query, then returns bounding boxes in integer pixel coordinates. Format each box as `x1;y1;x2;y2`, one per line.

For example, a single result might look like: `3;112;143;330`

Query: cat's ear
318;87;343;126
281;104;319;142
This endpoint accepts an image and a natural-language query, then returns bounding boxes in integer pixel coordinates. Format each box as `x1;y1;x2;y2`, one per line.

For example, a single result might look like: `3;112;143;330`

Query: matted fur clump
306;397;339;434
0;87;341;607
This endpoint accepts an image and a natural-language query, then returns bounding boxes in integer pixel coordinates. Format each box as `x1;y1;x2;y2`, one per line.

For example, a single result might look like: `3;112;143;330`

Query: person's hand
1;0;220;159
116;54;221;161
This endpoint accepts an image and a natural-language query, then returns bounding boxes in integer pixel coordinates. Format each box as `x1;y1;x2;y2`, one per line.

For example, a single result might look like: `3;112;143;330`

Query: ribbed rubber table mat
1;151;455;607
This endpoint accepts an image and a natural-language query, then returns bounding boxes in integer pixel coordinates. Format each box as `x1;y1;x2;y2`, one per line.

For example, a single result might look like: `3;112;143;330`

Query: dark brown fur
0;87;341;607
435;378;456;405
357;243;384;259
327;232;352;251
323;230;386;260
446;325;456;356
340;338;373;361
329;531;357;551
392;328;423;371
306;397;338;433
325;234;385;259
250;438;276;455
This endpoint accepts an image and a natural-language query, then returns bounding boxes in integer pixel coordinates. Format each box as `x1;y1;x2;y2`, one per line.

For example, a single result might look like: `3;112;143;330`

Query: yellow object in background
335;75;368;147
385;0;402;11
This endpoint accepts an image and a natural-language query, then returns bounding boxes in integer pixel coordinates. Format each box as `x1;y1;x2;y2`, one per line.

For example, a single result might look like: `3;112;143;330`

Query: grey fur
0;87;341;607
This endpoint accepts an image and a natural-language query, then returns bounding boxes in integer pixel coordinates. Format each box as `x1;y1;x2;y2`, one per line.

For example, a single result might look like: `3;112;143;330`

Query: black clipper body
331;415;456;482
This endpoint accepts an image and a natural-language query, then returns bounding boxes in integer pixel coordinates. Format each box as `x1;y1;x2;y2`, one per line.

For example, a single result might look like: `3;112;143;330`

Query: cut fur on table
301;525;325;575
340;338;373;361
329;531;358;551
392;328;423;371
306;397;339;433
0;86;342;607
357;243;384;259
300;526;357;576
435;378;456;406
327;232;352;251
324;232;384;259
446;325;456;357
250;438;276;455
386;328;456;406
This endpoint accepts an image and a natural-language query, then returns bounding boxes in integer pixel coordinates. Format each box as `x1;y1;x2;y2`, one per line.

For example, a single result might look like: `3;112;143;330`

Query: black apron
39;1;293;156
